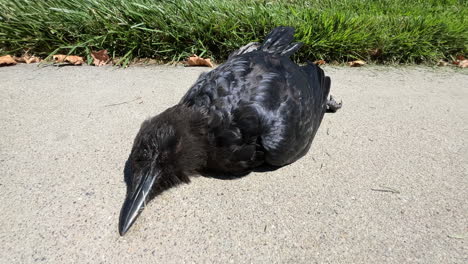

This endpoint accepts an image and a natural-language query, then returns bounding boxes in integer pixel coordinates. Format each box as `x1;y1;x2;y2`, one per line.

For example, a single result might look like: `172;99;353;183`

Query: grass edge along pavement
0;0;467;66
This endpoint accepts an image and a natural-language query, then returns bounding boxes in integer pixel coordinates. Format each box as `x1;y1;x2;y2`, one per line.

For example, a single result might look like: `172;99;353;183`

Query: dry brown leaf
53;54;67;63
91;49;110;66
459;60;468;68
437;60;449;67
186;54;213;67
348;60;366;67
13;56;26;63
65;56;84;65
53;54;84;65
314;60;326;65
25;56;41;64
14;55;41;64
452;54;467;67
0;55;17;66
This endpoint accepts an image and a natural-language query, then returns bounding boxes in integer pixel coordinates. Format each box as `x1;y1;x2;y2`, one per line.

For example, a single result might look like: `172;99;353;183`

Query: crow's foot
327;95;342;113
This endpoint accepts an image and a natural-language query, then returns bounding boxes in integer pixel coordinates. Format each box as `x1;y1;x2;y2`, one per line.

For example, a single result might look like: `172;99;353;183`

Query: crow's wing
181;27;330;170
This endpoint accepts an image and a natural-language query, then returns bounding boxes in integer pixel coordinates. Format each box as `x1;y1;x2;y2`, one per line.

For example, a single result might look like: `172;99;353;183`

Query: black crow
119;26;341;235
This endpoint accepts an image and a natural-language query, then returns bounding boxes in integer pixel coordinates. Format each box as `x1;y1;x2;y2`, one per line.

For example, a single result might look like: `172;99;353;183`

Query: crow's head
119;105;208;235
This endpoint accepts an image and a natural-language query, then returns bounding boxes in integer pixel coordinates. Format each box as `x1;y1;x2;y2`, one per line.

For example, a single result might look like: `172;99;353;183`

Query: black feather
121;26;333;234
132;25;331;186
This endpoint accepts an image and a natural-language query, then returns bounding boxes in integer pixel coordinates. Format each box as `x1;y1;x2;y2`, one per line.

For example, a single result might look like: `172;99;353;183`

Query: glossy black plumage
119;26;335;235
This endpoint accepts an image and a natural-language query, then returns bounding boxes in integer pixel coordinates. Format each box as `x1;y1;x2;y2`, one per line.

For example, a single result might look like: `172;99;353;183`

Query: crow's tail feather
260;26;303;57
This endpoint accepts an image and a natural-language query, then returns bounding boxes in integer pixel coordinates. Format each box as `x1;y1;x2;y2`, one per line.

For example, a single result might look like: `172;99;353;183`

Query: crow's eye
139;150;151;160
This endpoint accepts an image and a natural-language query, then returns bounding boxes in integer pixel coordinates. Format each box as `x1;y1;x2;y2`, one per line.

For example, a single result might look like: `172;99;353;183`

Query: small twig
371;186;400;194
104;96;142;107
40;62;78;68
87;112;92;118
264;225;267;232
53;63;79;67
447;234;465;239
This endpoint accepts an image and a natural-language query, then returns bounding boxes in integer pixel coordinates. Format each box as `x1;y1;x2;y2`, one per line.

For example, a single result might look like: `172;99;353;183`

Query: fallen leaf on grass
313;60;326;65
65;56;84;65
437;60;449;67
452;55;466;66
52;55;67;62
0;55;17;66
27;56;41;64
458;60;468;68
186;54;213;67
14;56;41;64
348;60;366;67
91;50;110;66
53;54;84;65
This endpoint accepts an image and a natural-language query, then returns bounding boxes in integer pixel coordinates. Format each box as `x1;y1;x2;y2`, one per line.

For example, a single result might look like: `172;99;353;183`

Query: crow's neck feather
159;104;210;175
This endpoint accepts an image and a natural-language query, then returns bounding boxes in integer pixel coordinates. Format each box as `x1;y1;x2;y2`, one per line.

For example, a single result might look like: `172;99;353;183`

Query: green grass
0;0;466;65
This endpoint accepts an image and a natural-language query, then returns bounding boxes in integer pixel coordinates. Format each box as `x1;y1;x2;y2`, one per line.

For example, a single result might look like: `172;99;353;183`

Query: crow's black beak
119;170;159;236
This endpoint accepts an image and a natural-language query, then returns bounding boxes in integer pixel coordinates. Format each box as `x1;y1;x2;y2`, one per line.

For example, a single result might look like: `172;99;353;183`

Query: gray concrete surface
0;64;467;263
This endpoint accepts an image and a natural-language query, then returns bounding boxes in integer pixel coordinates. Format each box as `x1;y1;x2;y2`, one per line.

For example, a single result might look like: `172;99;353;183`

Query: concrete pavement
0;64;466;263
